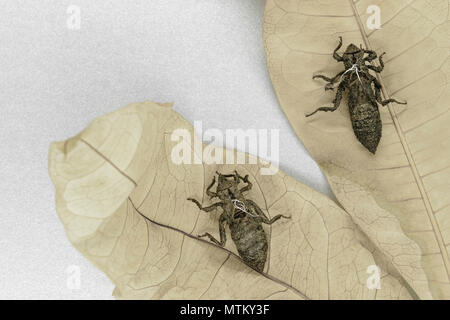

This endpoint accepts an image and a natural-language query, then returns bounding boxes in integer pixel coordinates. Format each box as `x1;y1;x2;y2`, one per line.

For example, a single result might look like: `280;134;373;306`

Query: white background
0;0;332;299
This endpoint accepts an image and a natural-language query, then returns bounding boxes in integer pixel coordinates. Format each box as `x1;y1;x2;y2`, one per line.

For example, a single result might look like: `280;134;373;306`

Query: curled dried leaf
49;101;413;299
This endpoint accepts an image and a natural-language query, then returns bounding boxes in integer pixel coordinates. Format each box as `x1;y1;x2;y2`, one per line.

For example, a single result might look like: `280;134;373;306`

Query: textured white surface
0;0;332;299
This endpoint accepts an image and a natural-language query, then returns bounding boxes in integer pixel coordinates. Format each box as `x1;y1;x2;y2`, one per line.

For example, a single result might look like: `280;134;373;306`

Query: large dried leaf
49;101;415;299
263;0;449;299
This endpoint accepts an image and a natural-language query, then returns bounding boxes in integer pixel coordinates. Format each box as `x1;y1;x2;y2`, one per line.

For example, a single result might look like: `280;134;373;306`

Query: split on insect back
187;170;290;272
306;37;407;154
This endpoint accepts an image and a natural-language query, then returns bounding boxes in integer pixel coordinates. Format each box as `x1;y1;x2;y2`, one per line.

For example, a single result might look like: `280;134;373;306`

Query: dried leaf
263;0;449;299
49;101;413;299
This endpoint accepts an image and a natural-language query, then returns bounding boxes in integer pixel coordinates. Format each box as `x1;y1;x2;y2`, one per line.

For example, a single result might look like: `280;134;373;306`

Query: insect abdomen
229;218;268;272
349;100;382;154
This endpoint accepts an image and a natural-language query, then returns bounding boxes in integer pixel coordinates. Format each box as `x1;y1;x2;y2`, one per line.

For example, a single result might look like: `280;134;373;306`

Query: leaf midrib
128;196;309;300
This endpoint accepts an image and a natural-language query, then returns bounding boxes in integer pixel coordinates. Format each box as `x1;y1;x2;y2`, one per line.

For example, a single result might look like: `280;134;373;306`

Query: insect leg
206;176;217;198
233;171;240;184
367;52;385;73
187;198;223;212
239;178;252;193
333;36;344;61
233;170;245;180
198;213;227;246
263;215;290;225
246;200;290;224
217;171;233;177
313;70;344;83
305;80;346;117
313;70;345;91
377;96;407;106
372;78;407;106
217;171;235;178
234;170;252;193
363;48;378;62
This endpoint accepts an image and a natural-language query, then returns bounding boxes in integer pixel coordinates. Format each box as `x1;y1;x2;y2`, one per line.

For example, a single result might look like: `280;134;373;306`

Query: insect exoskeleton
187;171;290;272
306;37;406;154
